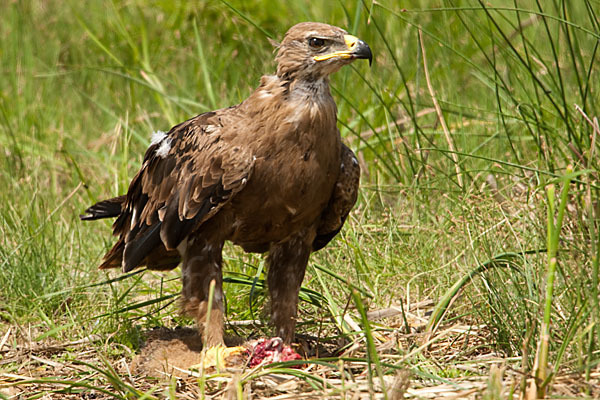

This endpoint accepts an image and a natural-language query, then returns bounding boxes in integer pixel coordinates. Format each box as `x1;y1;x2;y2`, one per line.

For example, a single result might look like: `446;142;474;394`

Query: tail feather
100;235;181;271
123;223;162;272
99;241;124;269
80;195;126;221
82;194;181;272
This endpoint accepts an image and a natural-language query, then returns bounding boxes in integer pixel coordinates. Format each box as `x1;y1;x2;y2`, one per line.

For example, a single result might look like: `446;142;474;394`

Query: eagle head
275;22;372;81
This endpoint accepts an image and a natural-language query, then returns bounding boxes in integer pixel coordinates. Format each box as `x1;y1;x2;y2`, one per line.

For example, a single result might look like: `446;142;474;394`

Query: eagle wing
313;144;360;251
97;111;255;272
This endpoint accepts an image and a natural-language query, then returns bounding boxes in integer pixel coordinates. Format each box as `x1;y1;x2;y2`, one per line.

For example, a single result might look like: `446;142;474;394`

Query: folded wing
86;111;255;272
313;144;360;251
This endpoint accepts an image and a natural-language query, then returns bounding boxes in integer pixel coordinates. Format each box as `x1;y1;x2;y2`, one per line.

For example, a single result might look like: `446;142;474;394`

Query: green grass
1;0;599;398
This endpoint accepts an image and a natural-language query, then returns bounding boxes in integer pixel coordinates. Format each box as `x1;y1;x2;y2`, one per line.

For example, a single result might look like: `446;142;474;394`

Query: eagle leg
267;232;314;344
179;237;225;347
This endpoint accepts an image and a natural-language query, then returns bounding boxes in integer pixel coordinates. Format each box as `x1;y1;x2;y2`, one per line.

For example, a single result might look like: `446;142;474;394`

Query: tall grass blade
532;166;573;398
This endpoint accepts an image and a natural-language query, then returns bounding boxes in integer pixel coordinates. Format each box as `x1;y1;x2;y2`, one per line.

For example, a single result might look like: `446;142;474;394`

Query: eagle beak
344;34;373;66
313;34;373;66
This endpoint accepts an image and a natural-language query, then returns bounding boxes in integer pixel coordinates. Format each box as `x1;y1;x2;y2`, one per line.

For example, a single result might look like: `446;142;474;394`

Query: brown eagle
81;22;371;348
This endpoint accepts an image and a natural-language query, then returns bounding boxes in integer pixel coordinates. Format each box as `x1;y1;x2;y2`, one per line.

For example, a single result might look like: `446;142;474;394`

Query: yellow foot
190;345;249;371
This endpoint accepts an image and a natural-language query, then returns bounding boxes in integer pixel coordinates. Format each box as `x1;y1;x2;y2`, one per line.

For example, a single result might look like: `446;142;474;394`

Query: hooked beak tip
352;39;373;66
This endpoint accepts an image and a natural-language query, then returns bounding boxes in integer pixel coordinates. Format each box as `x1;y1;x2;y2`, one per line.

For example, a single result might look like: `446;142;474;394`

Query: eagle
81;22;372;349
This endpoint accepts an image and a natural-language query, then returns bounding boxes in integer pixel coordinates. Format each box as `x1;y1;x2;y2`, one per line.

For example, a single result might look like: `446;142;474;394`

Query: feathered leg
180;237;225;347
267;232;314;344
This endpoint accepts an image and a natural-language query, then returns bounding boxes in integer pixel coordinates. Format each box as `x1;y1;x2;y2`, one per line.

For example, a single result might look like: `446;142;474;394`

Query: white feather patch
156;137;172;158
130;206;138;230
204;125;218;134
150;130;167;145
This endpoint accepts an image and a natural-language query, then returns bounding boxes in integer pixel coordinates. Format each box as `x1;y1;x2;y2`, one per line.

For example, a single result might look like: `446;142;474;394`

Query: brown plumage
81;22;371;346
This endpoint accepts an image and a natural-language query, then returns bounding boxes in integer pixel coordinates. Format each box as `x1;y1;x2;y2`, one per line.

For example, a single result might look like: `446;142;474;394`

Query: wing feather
107;110;254;272
313;144;360;251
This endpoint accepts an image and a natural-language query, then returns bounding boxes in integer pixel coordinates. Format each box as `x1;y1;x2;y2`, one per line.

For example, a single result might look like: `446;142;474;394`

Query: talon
190;345;249;371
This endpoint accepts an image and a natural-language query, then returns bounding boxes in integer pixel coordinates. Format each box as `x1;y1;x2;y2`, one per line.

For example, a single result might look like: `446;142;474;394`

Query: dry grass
2;313;599;399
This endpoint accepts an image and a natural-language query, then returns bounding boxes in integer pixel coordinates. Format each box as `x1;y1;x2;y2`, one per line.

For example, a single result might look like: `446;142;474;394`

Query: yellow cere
343;34;359;49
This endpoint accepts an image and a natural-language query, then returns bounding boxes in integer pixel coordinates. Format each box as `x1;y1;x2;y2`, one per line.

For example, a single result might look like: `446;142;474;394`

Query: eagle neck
287;76;337;131
288;77;336;114
287;76;330;97
244;74;338;138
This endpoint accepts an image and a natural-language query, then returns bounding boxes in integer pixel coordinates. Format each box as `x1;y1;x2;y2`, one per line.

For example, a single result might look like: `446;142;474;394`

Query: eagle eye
308;37;325;48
